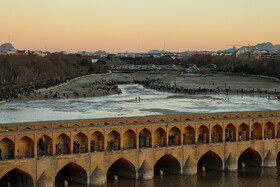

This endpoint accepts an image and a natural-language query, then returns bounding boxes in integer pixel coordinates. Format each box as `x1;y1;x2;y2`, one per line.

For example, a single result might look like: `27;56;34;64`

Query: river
65;167;280;187
0;84;280;124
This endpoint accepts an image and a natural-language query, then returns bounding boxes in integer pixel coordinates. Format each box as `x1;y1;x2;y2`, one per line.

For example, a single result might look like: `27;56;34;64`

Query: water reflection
0;84;280;124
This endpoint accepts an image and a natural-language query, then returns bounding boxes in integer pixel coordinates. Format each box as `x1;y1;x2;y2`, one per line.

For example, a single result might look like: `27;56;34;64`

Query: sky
1;0;280;53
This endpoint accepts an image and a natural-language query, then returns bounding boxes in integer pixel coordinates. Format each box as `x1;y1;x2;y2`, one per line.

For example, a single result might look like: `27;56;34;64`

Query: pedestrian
110;140;114;150
0;147;2;159
77;141;80;153
73;141;77;153
211;133;215;143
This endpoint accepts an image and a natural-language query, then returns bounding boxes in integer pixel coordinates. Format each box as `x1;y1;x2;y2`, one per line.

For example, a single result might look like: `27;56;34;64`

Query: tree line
115;55;280;78
0;53;108;100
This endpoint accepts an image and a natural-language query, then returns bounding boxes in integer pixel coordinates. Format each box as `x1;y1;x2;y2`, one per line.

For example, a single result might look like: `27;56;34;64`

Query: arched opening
278;123;280;138
107;158;136;179
37;135;52;157
197;151;223;171
183;126;195;144
154;154;181;174
160;119;165;122
251;122;262;140
264;122;275;139
238;148;262;167
0;138;14;159
185;118;191;120
211;125;223;143
225;123;236;142
56;134;70;155
74;132;88;153
18;136;34;159
277;152;280;166
107;130;120;151
123;129;136;149
55;162;87;186
139;128;151;148
169;127;181;146
238;123;249;141
91;131;104;152
154;128;166;147
197;125;209;143
0;168;33;186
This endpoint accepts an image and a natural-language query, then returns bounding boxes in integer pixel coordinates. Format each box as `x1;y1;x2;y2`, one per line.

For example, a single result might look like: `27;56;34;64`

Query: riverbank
3;71;280;103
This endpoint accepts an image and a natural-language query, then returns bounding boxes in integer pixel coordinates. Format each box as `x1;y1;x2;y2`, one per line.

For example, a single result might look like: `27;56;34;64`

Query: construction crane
227;44;257;59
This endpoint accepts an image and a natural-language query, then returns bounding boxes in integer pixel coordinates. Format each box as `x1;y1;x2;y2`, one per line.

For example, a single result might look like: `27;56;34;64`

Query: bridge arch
225;123;236;141
56;133;70;155
251;122;262;140
197;125;209;143
123;129;136;149
139;128;151;148
154;127;166;147
74;132;88;153
0;168;33;186
183;126;195;144
238;123;249;141
91;131;104;152
211;124;223;143
18;136;34;159
37;135;52;156
0;137;14;159
238;147;262;167
154;154;181;174
197;151;223;171
107;158;137;179
277;152;280;166
169;126;181;146
264;121;275;139
55;162;87;186
107;130;120;151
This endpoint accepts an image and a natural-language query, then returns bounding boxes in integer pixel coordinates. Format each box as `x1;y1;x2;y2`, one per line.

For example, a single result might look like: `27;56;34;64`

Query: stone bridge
1;110;280;186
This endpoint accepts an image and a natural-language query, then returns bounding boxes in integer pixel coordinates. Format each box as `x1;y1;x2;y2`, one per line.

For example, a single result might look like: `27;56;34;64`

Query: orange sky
1;0;280;53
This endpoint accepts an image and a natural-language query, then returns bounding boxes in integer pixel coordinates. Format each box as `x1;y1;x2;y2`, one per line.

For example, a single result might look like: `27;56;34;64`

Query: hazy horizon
1;0;280;53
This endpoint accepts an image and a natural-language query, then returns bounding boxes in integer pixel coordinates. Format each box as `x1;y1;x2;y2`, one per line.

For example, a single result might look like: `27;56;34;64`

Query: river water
1;84;280;124
67;167;280;187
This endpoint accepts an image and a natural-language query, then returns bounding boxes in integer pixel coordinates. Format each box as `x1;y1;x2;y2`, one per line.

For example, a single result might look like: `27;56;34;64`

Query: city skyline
1;0;280;53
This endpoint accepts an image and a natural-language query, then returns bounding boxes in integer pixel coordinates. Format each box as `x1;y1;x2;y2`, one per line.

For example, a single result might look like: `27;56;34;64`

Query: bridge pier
139;160;153;180
90;166;106;185
225;154;237;171
263;151;277;167
183;157;197;175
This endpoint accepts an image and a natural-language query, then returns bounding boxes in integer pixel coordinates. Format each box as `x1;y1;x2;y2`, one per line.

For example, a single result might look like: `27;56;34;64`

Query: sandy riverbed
13;71;280;102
